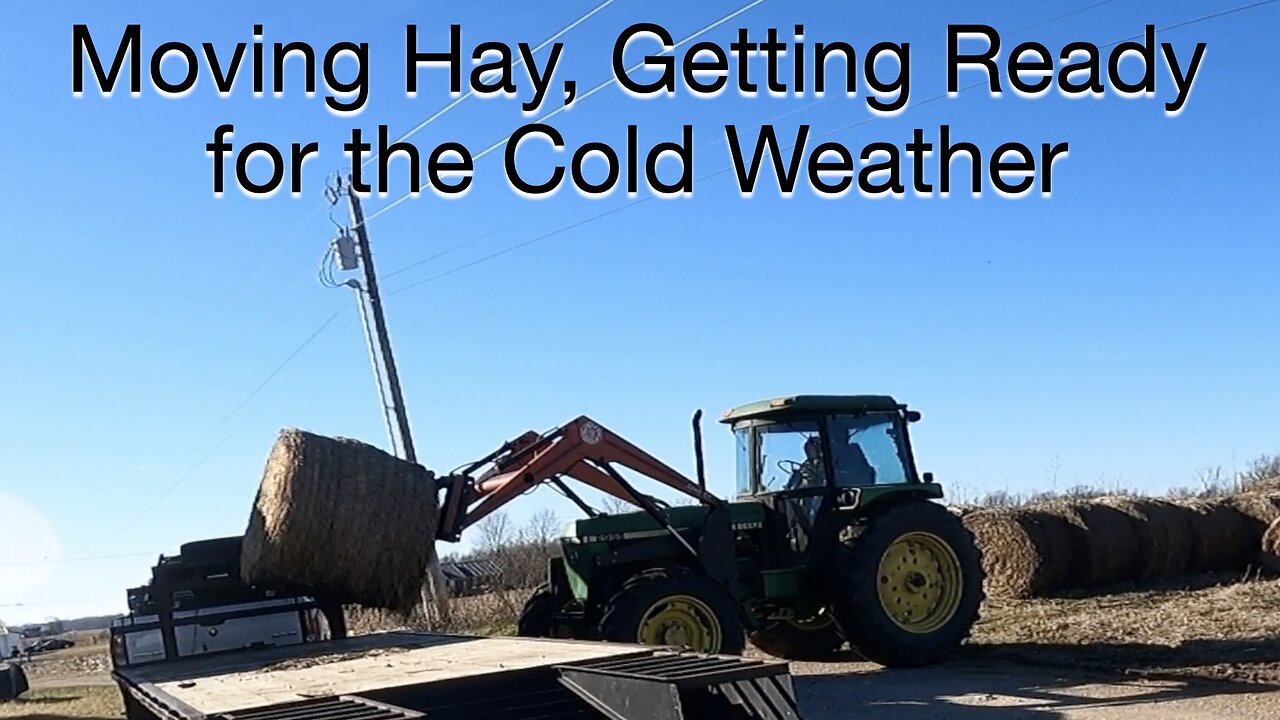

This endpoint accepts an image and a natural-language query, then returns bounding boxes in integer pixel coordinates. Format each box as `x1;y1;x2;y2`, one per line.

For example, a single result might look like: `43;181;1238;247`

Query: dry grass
0;685;121;719
968;574;1280;683
346;588;529;637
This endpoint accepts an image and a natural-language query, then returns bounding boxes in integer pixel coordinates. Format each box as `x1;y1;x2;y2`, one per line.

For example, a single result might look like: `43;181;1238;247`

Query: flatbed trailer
115;631;800;720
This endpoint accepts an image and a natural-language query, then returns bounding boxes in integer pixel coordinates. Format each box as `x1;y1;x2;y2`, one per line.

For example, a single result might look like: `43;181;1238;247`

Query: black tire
517;585;566;638
599;568;745;655
832;501;984;668
748;614;844;660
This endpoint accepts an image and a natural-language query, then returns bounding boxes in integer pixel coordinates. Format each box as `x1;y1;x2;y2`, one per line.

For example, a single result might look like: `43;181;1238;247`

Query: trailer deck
116;631;801;720
122;633;642;714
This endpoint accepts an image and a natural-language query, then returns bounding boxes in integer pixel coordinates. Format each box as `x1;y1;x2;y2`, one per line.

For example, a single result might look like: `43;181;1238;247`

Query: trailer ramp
558;652;800;720
207;652;800;720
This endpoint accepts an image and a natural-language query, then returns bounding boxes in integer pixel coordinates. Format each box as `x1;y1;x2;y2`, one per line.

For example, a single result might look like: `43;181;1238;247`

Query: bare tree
476;512;513;557
1242;454;1280;490
522;509;561;546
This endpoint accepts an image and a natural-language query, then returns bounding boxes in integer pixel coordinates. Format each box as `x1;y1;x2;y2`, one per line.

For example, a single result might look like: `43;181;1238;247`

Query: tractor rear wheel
747;612;844;660
598;568;744;655
832;501;983;668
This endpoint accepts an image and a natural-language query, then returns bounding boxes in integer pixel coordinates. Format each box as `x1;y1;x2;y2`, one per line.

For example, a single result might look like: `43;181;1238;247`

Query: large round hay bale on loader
240;429;442;611
1262;516;1280;574
1178;499;1255;573
1098;498;1195;582
962;508;1075;598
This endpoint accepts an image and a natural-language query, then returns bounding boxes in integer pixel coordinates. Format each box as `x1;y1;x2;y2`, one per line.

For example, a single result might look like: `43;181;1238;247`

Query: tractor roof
720;395;904;423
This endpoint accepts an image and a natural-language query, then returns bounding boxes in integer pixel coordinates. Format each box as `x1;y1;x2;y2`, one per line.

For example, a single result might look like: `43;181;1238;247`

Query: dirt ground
792;660;1280;720
967;573;1280;684
5;579;1279;719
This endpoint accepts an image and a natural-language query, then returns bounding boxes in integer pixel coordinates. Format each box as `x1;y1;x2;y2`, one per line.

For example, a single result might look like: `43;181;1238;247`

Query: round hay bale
1178;499;1255;573
1065;501;1142;588
962;508;1076;599
1262;517;1280;574
241;429;442;611
1228;492;1280;535
1098;497;1195;581
1035;502;1093;589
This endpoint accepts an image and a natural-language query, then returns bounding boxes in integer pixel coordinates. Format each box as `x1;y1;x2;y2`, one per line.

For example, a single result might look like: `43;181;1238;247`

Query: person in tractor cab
786;436;826;490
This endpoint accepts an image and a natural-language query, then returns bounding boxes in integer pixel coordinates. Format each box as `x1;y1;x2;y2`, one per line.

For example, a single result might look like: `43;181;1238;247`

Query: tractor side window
757;421;823;493
829;415;910;487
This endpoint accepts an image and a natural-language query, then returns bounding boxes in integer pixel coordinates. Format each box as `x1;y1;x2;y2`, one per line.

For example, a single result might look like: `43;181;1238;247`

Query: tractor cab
723;396;940;552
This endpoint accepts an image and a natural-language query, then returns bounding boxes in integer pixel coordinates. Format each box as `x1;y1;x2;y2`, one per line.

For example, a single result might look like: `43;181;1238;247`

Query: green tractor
487;395;983;666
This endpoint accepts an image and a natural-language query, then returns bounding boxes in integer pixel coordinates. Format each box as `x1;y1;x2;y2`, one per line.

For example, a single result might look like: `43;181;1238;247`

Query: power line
0;596;121;609
1109;0;1278;41
388;201;653;294
384;0;1274;294
103;306;347;544
383;224;516;280
0;553;153;568
363;0;621;171
1016;0;1126;32
359;0;772;227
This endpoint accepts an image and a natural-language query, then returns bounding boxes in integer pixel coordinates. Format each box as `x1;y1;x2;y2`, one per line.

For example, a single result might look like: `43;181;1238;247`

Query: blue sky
2;0;1277;624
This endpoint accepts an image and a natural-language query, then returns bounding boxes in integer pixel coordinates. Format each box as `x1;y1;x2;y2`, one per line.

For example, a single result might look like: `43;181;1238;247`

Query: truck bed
117;632;651;716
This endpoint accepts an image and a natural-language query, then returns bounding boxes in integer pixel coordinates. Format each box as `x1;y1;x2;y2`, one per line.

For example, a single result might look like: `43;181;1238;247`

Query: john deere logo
580;421;603;445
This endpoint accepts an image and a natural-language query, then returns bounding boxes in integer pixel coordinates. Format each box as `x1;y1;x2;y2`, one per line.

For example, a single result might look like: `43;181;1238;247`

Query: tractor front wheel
516;585;573;639
598;568;744;655
747;612;844;660
832;501;984;668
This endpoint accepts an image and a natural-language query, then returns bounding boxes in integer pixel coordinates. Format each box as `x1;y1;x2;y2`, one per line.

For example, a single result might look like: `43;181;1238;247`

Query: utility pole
345;185;418;464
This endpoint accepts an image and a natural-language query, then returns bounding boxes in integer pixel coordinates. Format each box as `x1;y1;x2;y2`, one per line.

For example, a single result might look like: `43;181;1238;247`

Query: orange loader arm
436;416;720;542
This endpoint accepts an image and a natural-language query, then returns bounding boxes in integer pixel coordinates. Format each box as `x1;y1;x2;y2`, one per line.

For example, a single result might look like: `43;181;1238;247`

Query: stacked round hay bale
961;508;1077;598
1047;501;1142;588
1228;491;1280;534
1034;502;1091;587
1097;497;1195;581
1178;498;1255;573
1262;516;1280;573
241;429;442;611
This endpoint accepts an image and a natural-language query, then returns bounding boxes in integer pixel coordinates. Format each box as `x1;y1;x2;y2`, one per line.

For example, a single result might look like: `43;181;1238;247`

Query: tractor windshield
826;413;913;487
734;420;823;496
734;413;916;497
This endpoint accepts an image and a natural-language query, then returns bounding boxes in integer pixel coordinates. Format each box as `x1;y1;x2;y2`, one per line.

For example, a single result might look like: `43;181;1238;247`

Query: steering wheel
778;459;804;475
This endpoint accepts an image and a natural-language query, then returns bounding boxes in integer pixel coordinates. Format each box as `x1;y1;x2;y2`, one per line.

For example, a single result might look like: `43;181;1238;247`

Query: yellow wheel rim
636;594;722;652
876;531;963;634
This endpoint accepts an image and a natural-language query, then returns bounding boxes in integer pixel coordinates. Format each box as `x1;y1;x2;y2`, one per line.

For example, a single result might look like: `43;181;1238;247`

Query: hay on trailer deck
1098;498;1195;582
241;429;441;611
1179;499;1255;573
962;508;1076;599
